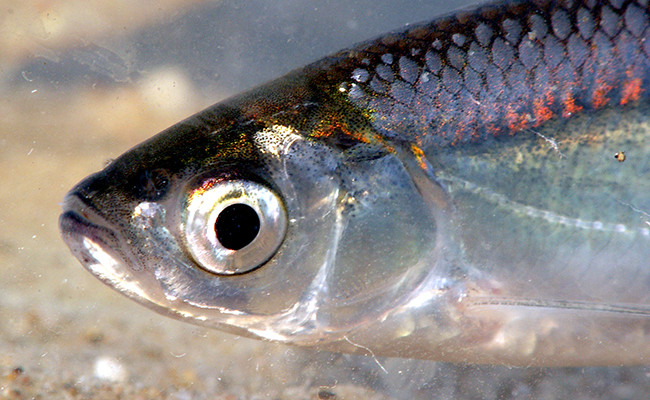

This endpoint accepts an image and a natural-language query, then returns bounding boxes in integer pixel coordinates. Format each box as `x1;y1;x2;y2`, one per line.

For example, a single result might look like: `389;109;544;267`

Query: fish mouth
59;192;162;305
59;191;122;263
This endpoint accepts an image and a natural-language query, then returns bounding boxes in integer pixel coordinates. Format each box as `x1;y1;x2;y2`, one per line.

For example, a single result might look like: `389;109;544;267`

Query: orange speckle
311;114;369;144
562;93;582;117
621;78;642;105
410;144;428;170
189;178;218;202
486;124;501;138
505;109;528;133
592;82;612;109
532;98;554;126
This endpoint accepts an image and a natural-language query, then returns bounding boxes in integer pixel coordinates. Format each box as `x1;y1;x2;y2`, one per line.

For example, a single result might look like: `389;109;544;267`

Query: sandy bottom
2;0;650;398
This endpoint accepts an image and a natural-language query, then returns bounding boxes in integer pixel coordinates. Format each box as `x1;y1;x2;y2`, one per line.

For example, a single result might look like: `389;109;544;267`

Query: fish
59;0;650;367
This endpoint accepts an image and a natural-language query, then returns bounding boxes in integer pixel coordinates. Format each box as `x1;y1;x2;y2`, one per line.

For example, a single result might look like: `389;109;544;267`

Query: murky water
3;0;650;398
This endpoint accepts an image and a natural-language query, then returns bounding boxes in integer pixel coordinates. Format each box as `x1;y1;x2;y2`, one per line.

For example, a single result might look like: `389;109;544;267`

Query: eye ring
183;179;287;275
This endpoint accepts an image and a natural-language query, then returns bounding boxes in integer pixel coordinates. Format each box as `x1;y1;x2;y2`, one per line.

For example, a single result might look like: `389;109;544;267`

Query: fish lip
60;189;109;229
59;192;168;307
59;191;116;246
59;190;141;276
59;208;114;252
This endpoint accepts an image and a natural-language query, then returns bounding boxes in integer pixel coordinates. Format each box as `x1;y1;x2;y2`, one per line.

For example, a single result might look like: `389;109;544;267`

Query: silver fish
60;0;650;366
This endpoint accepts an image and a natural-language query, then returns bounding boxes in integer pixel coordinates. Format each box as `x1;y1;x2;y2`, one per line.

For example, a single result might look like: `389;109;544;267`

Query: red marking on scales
621;77;643;105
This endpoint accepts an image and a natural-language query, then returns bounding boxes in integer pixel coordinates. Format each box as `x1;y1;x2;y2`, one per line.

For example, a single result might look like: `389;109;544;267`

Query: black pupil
215;204;261;250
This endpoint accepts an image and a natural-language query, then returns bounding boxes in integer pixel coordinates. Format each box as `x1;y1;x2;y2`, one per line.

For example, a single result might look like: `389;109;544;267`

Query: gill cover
174;123;451;340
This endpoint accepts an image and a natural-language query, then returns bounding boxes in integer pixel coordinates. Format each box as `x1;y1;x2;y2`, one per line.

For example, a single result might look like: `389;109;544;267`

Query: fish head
59;88;453;345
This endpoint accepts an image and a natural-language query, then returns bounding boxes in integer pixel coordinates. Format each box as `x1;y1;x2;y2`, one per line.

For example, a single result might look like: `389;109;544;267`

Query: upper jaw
59;191;151;300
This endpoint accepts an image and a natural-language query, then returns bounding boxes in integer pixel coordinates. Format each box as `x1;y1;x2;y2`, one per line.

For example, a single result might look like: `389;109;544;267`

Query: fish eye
183;179;286;275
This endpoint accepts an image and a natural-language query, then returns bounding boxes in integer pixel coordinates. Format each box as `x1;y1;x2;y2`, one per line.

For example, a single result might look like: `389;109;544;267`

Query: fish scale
309;0;650;148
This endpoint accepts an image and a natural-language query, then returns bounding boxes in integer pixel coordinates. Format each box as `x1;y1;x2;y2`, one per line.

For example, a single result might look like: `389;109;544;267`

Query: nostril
137;168;170;201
